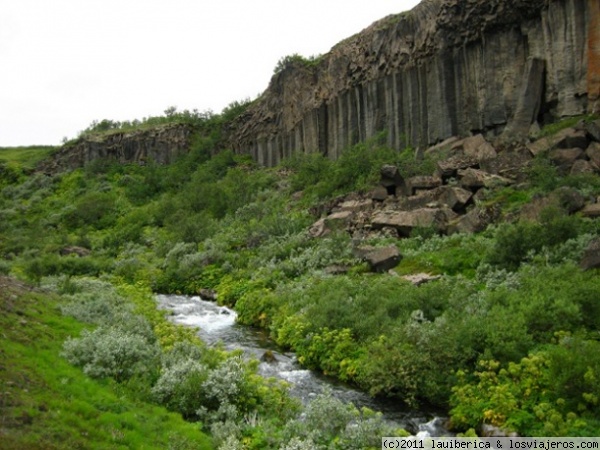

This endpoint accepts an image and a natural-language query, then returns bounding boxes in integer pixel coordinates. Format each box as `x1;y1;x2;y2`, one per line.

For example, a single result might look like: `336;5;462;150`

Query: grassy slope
0;146;56;171
0;276;212;450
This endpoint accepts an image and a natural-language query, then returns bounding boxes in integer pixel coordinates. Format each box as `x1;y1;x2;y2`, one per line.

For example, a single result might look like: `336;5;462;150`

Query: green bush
63;191;118;229
152;358;210;419
450;336;600;436
62;326;160;382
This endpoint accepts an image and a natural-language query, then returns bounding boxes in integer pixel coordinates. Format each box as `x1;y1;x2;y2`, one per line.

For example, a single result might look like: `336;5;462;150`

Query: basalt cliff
229;0;599;166
38;124;194;173
40;0;598;172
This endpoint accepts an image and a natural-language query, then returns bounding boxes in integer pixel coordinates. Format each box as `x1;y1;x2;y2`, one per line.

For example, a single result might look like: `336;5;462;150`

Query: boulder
308;218;328;238
307;211;355;237
371;185;389;201
554;129;589;150
581;203;600;218
480;424;519;438
451;134;497;161
585;119;600;143
399;189;440;211
436;186;473;211
406;176;442;195
324;265;350;275
580;238;600;271
59;246;91;257
401;273;442;286
586;142;600;169
371;208;457;236
458;168;513;190
361;246;402;273
199;288;218;301
325;210;353;224
520;187;585;221
261;350;277;363
338;199;373;212
549;148;585;173
380;165;406;196
479;147;533;181
425;136;460;157
436;155;479;180
570;159;596;175
527;127;587;156
448;206;501;234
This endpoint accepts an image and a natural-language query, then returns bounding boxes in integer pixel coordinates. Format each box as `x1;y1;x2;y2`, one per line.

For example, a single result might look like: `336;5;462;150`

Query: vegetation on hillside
1;113;600;445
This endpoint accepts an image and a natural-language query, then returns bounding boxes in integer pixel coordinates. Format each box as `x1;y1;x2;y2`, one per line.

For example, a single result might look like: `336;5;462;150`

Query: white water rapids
156;294;450;437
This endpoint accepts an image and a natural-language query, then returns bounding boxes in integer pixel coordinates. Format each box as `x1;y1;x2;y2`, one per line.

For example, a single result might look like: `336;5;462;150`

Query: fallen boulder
371;208;457;236
581;203;600;218
436;155;479;180
380;164;406;196
549;148;585;174
527;127;588;156
451;134;497;161
580;238;600;271
360;245;402;273
59;246;91;257
199;289;218;301
586;142;600;169
406;176;442;195
401;273;442;286
458;168;513;190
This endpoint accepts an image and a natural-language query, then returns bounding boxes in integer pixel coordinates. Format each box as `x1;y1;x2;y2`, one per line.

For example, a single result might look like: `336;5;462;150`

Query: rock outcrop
39;124;193;174
310;127;600;241
229;0;596;166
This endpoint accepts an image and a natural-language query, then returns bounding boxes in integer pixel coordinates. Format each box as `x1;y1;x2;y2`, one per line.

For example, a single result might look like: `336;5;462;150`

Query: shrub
450;336;600;436
152;358;210;419
62;327;160;382
63;191;118;229
283;389;357;445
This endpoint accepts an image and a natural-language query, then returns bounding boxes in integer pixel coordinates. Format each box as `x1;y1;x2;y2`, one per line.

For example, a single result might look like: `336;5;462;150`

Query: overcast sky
1;0;420;147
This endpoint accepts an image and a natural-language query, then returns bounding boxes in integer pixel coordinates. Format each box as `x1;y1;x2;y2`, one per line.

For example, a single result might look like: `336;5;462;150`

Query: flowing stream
156;294;450;437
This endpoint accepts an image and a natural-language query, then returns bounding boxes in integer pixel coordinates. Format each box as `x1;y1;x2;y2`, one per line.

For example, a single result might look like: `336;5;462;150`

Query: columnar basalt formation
229;0;596;166
39;124;193;173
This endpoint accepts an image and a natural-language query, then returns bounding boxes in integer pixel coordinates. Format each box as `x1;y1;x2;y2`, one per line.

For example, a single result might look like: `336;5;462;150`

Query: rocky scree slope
307;120;600;273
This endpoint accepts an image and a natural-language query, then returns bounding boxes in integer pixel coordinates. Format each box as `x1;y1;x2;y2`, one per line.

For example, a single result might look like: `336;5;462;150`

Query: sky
1;0;421;147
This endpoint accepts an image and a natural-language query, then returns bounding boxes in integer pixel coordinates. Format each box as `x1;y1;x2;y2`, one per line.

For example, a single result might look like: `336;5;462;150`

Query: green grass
538;114;599;138
0;276;213;450
0;146;56;170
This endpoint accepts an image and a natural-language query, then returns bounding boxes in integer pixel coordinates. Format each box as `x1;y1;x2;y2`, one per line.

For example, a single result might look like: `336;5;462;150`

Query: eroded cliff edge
229;0;598;166
39;124;193;173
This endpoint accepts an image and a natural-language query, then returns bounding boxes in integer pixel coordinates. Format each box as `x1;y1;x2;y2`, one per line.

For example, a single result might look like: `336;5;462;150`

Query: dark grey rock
362;246;402;273
371;208;457;236
580;238;600;271
406;176;442;195
436;155;479;180
503;58;546;141
199;289;218;301
570;159;596;175
585;119;600;143
586;142;600;169
549;148;585;173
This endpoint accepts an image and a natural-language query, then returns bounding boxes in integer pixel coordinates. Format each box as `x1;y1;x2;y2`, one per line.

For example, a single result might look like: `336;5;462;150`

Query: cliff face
229;0;597;166
39;124;193;173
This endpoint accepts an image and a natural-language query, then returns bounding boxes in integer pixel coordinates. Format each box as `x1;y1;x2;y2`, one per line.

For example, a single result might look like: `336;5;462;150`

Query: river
156;294;450;437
